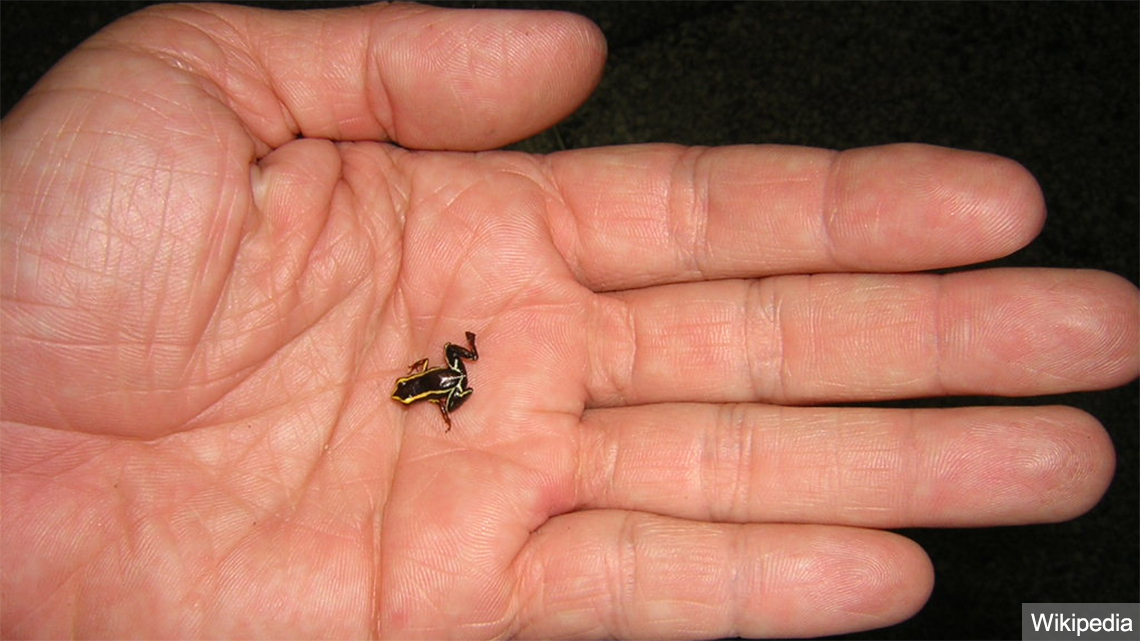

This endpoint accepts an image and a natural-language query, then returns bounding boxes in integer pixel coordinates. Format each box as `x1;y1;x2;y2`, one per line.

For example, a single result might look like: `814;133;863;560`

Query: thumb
92;2;608;151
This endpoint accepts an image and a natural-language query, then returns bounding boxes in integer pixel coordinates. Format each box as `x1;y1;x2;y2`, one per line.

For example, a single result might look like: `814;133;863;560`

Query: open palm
2;4;1137;639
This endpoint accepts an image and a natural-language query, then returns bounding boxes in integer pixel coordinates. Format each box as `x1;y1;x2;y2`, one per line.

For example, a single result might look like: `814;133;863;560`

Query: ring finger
573;402;1115;528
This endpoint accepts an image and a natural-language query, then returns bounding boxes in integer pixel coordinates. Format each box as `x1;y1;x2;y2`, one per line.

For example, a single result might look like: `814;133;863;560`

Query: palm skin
2;4;1137;639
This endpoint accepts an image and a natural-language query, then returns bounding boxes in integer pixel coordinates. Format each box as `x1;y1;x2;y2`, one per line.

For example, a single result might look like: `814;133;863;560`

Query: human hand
2;3;1136;638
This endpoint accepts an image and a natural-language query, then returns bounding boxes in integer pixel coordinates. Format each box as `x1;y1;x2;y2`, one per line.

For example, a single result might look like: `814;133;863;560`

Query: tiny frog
390;332;478;431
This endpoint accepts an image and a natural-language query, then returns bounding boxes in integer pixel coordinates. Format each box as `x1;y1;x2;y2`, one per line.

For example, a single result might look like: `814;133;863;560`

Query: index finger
546;143;1045;290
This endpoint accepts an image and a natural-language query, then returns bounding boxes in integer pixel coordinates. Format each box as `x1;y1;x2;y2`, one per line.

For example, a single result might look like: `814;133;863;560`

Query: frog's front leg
405;358;430;374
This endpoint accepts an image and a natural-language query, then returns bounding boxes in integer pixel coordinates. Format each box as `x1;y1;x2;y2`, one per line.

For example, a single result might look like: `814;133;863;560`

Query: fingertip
780;528;934;636
373;5;608;150
1009;405;1117;523
1053;405;1117;521
829;144;1047;270
881;531;936;624
957;149;1047;254
693;526;939;639
1081;270;1140;388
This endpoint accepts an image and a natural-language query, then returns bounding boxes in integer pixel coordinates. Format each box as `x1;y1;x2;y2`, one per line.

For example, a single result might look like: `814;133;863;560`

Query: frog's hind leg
435;400;454;432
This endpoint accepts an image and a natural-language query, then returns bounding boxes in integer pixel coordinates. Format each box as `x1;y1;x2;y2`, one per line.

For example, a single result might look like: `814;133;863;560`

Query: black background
3;2;1137;639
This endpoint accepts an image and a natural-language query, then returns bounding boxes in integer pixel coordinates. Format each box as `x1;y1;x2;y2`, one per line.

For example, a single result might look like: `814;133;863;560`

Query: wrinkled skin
2;4;1136;639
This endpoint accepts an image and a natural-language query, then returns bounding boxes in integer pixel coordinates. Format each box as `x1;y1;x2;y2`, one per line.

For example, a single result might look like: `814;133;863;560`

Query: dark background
3;2;1137;639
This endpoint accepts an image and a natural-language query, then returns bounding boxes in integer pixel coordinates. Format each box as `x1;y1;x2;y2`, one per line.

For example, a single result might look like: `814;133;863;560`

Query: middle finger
584;267;1137;406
